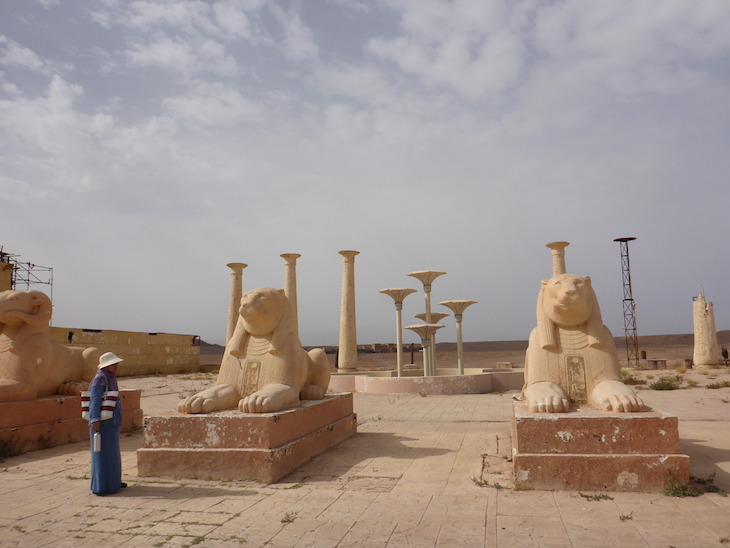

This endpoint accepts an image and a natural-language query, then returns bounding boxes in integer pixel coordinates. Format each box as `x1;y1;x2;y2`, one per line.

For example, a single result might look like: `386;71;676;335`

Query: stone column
440;300;477;375
338;250;360;371
226;263;247;344
380;288;417;377
546;242;569;277
693;291;720;366
280;253;301;337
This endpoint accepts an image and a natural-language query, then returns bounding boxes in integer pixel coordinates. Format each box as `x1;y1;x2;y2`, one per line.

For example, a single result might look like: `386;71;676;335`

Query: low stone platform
0;390;143;455
511;401;690;492
329;369;524;395
137;392;357;483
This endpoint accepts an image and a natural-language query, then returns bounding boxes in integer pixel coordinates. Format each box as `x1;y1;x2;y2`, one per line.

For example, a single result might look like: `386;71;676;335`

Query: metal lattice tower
613;237;639;367
0;246;54;295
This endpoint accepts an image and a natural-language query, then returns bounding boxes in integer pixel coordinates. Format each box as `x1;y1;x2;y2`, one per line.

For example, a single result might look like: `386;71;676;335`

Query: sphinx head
537;274;606;348
542;274;594;327
238;287;289;336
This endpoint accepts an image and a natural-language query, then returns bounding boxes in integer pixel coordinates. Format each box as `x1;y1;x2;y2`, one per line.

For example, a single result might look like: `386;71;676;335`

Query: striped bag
81;390;119;421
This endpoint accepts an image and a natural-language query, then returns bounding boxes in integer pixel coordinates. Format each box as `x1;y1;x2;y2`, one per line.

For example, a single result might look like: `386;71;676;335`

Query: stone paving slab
0;373;729;547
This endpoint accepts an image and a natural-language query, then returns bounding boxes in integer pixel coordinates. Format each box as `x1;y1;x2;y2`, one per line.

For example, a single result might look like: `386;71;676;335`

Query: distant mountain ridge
437;330;729;352
201;330;729;355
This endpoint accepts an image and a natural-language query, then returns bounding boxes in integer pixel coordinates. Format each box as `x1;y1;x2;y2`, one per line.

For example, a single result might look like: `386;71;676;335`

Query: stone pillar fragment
693;291;720;366
226;263;247;344
280;253;301;337
338;251;359;371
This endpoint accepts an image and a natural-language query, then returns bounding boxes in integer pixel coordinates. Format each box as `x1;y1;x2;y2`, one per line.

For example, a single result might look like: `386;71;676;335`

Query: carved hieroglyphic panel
565;355;587;403
242;360;261;397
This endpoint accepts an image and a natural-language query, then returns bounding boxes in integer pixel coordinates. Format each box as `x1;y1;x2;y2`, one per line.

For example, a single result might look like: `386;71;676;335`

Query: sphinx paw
300;384;326;400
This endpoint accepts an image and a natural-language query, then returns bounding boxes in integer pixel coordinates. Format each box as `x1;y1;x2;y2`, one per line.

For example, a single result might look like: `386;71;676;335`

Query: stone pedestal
0;390;143;455
137;393;356;483
511;401;689;492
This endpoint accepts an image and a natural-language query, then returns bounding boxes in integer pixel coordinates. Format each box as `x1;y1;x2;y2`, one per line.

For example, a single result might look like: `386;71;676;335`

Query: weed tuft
691;473;729;497
622;371;646;385
665;476;699;497
650;375;683;390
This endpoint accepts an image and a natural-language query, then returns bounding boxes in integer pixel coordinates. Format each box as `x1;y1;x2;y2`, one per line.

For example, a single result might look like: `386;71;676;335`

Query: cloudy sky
1;0;729;348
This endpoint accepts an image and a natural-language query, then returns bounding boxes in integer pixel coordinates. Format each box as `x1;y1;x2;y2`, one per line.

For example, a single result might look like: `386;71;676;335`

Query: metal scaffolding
0;246;54;297
613;237;639;367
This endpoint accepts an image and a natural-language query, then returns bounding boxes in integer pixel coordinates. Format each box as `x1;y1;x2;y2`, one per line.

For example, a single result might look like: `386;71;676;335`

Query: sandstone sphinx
522;243;643;413
178;287;331;414
0;290;102;401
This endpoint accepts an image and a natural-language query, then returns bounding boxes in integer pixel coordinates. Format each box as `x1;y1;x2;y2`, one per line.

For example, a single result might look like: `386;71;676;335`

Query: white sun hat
98;352;124;369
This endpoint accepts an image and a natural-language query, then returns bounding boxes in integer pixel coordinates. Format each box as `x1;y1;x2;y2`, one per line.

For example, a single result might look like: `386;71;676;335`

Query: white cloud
2;0;730;344
123;35;240;77
368;0;530;99
0;75;187;202
162;80;262;124
270;5;320;61
0;35;73;76
118;0;219;36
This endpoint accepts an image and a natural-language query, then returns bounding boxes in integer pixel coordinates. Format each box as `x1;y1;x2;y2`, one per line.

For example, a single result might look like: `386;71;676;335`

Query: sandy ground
2;346;730;547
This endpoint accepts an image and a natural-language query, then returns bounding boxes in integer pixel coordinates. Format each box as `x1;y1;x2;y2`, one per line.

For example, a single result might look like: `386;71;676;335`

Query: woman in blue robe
88;352;127;495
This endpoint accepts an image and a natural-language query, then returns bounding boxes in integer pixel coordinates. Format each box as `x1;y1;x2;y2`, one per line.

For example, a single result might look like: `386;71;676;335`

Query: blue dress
88;375;123;495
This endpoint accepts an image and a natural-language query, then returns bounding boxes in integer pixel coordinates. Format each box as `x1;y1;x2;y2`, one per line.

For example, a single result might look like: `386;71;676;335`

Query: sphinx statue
522;243;644;413
178;287;331;414
0;289;102;401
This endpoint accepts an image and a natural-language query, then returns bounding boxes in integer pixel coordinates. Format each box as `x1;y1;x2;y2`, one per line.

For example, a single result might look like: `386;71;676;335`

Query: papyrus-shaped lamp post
405;324;444;376
408;270;446;377
413;311;448;375
439;300;477;375
226;263;247;344
280;253;301;337
380;288;417;377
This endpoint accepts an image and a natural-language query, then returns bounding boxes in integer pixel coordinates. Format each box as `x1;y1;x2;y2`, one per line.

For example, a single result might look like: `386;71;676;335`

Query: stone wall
0;262;12;291
50;327;200;376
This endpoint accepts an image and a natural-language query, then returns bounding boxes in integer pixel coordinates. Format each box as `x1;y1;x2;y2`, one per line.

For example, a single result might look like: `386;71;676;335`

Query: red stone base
137;393;357;483
511;401;689;492
0;390;143;455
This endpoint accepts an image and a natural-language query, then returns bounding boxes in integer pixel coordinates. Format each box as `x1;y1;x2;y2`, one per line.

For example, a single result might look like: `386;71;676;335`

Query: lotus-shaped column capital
226;262;248;272
407;270;446;290
338;250;360;260
380;288;417;304
439;300;477;318
280;253;301;261
405;323;444;342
